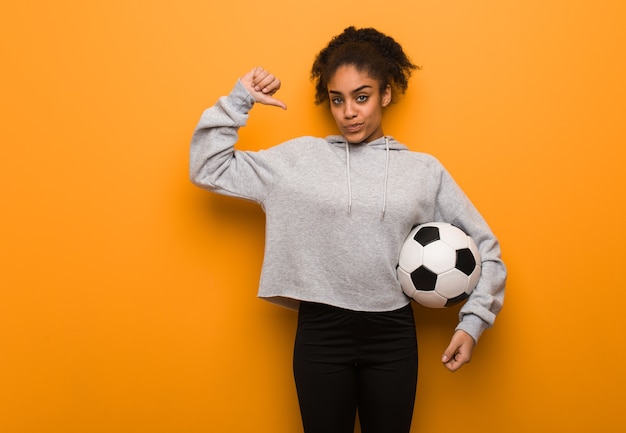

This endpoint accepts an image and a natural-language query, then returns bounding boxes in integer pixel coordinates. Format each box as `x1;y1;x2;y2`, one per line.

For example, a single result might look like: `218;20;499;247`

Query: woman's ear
382;84;392;107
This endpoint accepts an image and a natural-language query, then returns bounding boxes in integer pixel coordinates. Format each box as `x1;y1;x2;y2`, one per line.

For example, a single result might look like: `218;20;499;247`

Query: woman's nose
344;102;357;118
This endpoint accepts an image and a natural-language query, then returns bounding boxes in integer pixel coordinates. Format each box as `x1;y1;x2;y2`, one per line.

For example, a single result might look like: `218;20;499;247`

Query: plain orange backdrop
2;1;625;432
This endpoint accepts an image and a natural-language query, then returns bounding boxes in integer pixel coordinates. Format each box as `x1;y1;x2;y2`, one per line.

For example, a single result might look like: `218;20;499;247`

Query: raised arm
189;68;289;202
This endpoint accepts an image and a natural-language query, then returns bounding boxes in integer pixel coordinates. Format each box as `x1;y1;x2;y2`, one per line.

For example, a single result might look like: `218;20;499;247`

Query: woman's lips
344;123;363;133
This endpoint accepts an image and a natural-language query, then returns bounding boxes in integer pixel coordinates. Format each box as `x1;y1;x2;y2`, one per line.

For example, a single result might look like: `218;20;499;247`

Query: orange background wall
2;1;625;432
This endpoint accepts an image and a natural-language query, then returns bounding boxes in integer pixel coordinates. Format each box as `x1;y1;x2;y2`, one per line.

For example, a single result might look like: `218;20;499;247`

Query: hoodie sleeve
189;80;287;203
434;166;507;343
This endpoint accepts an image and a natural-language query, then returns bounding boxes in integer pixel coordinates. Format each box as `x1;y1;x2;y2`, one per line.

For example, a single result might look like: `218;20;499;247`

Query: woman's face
327;64;391;144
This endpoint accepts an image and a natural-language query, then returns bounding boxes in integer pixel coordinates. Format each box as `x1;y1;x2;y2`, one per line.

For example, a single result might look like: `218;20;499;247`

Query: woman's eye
331;97;343;105
356;95;369;102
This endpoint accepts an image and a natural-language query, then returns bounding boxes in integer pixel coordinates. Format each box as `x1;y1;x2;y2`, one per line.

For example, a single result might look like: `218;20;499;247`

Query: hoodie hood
326;135;409;151
325;135;408;219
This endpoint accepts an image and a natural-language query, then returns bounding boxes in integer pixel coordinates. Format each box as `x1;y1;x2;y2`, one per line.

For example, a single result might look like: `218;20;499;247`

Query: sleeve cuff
455;313;489;343
231;79;255;110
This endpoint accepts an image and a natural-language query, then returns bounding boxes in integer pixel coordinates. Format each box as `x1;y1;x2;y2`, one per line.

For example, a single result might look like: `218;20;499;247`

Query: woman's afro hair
311;26;418;105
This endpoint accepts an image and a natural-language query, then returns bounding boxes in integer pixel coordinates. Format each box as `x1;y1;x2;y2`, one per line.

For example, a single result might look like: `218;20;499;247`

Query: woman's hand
240;67;287;110
442;330;476;372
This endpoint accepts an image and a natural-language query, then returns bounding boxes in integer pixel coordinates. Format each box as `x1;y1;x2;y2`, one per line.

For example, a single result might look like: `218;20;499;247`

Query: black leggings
293;302;418;433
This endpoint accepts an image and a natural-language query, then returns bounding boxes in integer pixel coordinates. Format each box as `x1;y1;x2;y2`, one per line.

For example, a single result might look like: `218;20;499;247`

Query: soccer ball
397;222;481;308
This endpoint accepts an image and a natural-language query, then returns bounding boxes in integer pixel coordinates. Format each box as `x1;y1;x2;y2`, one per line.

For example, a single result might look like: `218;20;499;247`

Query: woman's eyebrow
328;84;373;96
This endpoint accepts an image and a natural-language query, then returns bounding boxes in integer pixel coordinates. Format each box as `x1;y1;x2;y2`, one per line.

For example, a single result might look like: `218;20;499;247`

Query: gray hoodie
190;80;506;342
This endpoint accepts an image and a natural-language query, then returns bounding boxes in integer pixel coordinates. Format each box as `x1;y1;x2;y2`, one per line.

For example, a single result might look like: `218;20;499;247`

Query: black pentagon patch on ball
445;292;470;307
410;266;437;291
456;248;477;275
413;226;440;247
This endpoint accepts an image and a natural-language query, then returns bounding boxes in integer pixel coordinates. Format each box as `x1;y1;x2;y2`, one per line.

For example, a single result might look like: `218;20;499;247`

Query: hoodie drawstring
345;137;390;219
382;136;389;219
345;142;353;214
